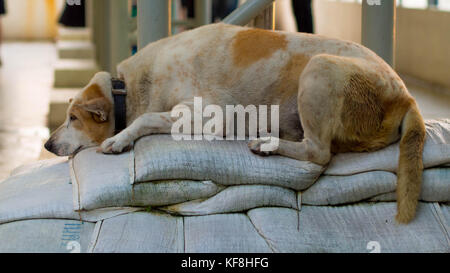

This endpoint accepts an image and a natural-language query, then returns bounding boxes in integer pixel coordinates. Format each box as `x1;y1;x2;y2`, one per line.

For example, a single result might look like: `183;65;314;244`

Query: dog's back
117;24;394;138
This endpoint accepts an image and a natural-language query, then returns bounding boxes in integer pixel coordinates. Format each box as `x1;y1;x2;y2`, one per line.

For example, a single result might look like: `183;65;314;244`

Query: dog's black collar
111;78;127;135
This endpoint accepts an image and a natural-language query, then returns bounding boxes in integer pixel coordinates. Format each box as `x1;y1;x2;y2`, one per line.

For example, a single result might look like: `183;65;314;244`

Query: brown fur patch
70;84;113;144
332;73;412;153
71;104;112;144
232;29;288;68
82;83;105;101
276;54;311;102
341;73;385;138
274;54;310;141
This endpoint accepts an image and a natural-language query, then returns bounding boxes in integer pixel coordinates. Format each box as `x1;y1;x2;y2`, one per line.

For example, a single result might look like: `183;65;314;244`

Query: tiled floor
0;41;449;180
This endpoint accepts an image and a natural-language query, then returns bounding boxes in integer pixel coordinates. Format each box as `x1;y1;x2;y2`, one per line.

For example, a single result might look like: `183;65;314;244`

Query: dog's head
45;72;115;156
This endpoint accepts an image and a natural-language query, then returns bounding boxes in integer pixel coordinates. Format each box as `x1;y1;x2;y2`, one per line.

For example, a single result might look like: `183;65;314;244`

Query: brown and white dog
45;24;426;223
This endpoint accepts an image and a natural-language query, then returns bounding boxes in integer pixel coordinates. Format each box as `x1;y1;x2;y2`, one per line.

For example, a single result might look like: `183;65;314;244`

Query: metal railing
136;0;275;50
89;0;276;74
340;0;445;9
89;0;401;72
223;0;274;26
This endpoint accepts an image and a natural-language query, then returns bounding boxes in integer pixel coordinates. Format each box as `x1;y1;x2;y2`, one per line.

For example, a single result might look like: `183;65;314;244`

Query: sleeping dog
45;24;426;223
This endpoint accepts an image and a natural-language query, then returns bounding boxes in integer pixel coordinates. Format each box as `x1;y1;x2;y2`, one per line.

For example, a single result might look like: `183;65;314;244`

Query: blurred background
0;0;449;179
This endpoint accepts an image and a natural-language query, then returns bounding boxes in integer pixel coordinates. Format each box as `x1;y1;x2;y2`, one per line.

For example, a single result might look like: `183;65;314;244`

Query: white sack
302;171;396;205
90;212;184;253
133;135;324;190
247;204;450;253
184;213;273;253
302;168;450;205
441;205;450;228
71;149;224;210
0;219;94;253
9;157;68;177
0;159;141;224
326;119;450;175
161;185;298;216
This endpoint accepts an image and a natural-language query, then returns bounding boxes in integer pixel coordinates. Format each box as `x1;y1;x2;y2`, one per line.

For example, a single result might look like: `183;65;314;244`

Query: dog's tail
396;102;426;224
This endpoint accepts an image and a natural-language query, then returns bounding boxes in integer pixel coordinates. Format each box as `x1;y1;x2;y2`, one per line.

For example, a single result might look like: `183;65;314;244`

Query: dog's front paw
248;137;278;156
100;134;133;154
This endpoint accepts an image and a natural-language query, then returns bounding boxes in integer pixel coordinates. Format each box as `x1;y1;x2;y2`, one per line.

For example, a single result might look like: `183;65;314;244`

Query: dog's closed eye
70;115;78;121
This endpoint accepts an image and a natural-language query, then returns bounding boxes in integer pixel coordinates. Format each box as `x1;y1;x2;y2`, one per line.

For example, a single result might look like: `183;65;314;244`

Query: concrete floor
0;42;54;180
408;84;450;119
0;42;449;180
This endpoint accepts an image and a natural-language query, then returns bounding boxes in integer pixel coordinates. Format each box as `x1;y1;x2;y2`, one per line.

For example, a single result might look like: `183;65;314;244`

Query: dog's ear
76;97;111;123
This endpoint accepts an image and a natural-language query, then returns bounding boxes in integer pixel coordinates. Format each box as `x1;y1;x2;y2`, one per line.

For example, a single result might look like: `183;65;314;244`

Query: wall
395;7;450;88
313;0;450;89
313;0;362;43
2;0;65;40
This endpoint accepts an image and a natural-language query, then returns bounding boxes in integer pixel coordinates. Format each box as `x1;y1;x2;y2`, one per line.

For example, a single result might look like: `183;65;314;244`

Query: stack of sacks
303;119;450;206
0;157;141;225
0;120;449;221
69;135;322;215
72;119;450;216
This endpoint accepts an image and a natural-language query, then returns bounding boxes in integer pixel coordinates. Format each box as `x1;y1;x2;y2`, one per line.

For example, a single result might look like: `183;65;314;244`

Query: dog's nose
44;140;53;152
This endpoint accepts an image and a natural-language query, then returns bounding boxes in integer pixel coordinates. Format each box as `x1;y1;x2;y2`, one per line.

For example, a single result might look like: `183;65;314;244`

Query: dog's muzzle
44;139;53;152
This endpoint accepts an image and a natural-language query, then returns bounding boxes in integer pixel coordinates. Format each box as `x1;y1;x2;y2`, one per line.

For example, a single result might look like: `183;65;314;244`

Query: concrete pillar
195;0;212;26
85;0;93;30
109;0;131;74
362;0;396;67
91;0;100;48
92;0;111;71
137;0;172;50
428;0;438;8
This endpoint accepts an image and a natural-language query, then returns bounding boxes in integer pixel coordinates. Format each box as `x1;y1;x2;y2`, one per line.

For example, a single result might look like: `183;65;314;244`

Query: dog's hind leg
248;97;334;165
249;136;331;165
249;54;347;165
